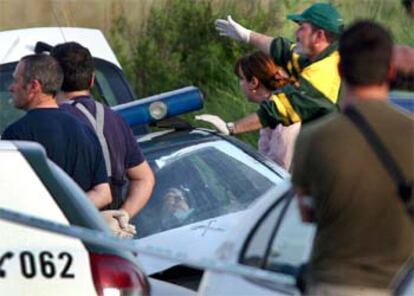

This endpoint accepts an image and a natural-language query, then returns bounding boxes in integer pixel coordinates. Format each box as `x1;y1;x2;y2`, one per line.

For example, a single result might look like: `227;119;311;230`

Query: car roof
0;27;120;67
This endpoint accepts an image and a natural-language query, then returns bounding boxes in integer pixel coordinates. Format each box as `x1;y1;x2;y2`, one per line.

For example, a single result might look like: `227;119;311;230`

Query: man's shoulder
296;112;349;154
2;117;24;137
300;112;345;138
102;102;124;121
53;107;85;121
5;115;25;128
4;111;38;131
79;97;125;122
99;102;134;132
62;97;126;122
359;100;413;123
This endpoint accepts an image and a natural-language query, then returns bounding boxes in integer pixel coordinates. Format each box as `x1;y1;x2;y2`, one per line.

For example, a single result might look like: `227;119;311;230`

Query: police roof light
113;86;204;126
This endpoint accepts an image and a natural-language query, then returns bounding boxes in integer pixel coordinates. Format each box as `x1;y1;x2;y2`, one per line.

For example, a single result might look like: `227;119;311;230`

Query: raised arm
249;31;274;55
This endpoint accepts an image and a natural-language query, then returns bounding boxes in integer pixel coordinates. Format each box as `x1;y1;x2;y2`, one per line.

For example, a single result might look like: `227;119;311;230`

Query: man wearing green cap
196;3;343;137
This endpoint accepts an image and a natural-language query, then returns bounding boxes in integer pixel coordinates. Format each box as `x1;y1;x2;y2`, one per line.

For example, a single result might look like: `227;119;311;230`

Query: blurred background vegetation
1;0;412;146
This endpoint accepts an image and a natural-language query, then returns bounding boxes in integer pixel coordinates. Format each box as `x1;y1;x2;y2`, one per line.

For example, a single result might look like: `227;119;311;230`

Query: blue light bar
112;86;204;126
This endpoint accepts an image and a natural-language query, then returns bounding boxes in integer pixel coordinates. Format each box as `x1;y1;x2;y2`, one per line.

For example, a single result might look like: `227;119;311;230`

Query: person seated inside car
161;188;194;228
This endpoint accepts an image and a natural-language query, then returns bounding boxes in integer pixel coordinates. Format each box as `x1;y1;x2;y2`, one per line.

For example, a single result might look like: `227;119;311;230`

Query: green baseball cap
287;3;343;34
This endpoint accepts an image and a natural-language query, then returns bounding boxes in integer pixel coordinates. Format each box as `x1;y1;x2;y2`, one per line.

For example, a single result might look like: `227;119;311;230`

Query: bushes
110;0;291;146
109;0;414;147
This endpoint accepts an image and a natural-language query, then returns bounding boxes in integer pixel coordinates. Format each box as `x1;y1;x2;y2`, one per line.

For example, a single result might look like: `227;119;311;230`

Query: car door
200;189;315;296
0;143;97;295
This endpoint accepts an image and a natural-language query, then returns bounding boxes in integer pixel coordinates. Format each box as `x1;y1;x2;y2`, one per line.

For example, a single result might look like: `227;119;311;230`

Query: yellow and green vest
257;37;341;127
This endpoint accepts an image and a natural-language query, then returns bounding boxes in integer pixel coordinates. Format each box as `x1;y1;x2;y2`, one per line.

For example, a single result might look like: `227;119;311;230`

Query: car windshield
132;140;284;238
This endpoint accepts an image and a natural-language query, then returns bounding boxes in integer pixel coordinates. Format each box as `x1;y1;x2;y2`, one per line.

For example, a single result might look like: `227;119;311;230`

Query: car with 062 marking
0;140;150;295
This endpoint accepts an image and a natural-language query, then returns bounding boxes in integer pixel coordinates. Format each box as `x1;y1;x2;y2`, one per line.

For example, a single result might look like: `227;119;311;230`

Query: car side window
241;195;290;269
92;58;137;106
91;65;118;106
241;191;315;280
266;197;315;270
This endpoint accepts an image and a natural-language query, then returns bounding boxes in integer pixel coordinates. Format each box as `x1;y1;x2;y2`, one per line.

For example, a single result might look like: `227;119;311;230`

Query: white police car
112;87;289;289
0;27;196;296
0;141;150;295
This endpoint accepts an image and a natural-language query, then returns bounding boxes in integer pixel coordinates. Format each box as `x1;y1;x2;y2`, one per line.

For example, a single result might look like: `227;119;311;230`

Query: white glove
195;114;230;135
215;15;251;43
101;210;136;239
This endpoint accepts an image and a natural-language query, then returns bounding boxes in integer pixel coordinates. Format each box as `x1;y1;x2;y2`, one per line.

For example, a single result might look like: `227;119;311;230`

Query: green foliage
111;0;292;146
109;0;414;147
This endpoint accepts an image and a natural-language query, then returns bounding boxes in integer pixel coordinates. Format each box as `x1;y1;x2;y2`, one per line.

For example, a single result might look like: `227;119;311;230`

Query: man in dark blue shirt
2;54;111;209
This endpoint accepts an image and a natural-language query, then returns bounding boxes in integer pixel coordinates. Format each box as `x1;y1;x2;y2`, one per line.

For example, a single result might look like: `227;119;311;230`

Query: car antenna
52;6;67;42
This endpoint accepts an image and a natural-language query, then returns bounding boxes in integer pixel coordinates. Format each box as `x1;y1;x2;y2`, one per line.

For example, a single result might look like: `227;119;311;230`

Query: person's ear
317;29;323;39
312;29;324;43
89;73;96;89
249;76;259;90
29;79;42;93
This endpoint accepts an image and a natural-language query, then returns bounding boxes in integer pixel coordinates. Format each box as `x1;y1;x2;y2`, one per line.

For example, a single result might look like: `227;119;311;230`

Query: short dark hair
21;54;63;96
50;42;95;92
339;20;393;86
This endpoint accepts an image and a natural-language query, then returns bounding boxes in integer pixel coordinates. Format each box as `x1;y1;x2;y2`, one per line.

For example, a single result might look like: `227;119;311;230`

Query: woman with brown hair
197;51;300;170
233;51;301;170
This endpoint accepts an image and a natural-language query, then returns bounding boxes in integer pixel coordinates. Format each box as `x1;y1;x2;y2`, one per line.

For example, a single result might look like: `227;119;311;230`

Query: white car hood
135;210;246;275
